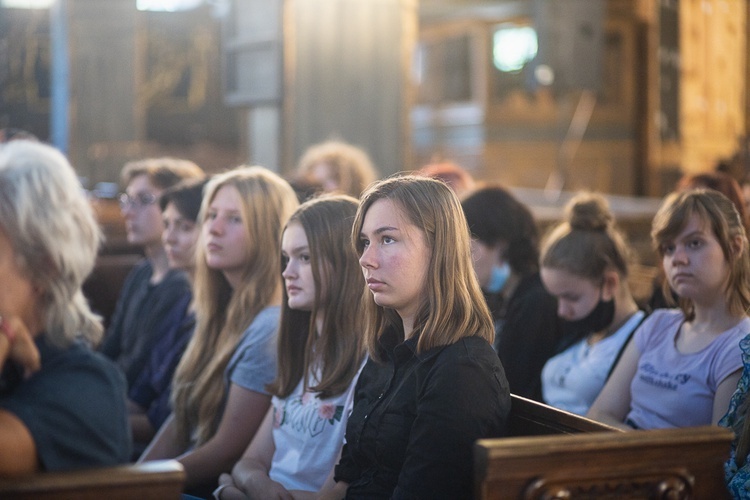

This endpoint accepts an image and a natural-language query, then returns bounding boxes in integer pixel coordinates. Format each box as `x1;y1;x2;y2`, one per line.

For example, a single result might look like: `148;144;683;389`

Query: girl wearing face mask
462;186;561;401
539;193;645;415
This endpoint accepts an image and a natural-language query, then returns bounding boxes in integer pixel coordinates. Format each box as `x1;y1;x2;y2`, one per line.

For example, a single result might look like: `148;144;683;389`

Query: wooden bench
507;394;618;436
0;460;185;500
476;395;732;499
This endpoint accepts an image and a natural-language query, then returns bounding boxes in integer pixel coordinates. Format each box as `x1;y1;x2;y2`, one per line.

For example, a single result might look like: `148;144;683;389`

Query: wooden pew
507;394;618;436
0;460;185;500
476;395;732;499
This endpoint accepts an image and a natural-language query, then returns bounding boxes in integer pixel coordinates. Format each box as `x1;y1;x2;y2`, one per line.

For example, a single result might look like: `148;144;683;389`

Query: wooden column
282;0;417;176
67;0;141;186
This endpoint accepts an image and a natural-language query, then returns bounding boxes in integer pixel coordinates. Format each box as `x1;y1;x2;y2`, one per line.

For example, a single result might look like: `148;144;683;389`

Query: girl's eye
382;236;395;244
229;215;242;224
206;211;217;221
360;238;370;248
300;253;311;263
661;243;675;255
687;239;703;249
179;222;194;232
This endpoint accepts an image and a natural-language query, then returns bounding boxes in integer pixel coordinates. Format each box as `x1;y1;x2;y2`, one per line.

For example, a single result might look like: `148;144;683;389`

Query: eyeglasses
119;192;158;211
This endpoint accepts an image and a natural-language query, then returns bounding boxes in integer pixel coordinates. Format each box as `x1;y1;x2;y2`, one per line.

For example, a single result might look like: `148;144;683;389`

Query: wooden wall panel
680;0;746;173
68;0;140;184
284;0;417;175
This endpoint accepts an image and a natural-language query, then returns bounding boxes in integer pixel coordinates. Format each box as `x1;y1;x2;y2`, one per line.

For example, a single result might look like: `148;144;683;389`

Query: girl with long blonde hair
140;166;298;496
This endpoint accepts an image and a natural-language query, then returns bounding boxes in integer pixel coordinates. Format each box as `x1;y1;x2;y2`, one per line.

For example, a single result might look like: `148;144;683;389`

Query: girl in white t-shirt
539;193;644;415
588;189;750;430
216;195;367;499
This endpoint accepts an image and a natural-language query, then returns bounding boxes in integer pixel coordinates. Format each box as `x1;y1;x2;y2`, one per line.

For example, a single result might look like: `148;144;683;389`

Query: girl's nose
282;260;296;279
359;245;377;269
670;245;689;265
163;231;175;245
208;217;223;235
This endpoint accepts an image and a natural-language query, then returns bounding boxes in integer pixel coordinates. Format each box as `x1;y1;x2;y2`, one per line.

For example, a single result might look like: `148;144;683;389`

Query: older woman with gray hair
0;140;130;476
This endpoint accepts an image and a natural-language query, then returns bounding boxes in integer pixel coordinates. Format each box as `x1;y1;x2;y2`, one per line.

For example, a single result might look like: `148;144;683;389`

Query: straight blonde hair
171;166;298;446
352;175;493;362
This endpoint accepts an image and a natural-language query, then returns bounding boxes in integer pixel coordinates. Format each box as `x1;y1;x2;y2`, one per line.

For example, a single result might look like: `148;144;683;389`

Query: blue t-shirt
0;336;131;471
203;305;280;433
226;305;280;394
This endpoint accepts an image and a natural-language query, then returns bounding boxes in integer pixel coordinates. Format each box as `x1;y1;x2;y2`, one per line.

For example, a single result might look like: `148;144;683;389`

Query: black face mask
563;296;616;335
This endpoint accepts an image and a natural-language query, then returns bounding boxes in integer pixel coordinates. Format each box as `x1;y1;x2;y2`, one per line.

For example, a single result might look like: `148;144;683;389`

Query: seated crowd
2;137;750;499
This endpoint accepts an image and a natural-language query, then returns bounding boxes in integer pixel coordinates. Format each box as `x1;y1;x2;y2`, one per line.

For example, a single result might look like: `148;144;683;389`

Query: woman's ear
601;269;620;301
730;234;745;260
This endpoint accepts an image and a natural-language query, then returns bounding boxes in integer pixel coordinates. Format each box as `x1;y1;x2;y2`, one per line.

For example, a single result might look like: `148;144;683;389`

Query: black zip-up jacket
334;327;510;499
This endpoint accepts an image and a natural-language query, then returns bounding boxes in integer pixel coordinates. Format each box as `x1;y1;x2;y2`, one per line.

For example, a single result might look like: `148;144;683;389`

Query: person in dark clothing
462;185;561;401
329;175;510;499
100;157;204;388
128;178;208;450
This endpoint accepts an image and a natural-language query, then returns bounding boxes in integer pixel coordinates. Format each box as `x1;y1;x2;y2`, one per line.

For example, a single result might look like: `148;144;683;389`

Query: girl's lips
366;278;385;291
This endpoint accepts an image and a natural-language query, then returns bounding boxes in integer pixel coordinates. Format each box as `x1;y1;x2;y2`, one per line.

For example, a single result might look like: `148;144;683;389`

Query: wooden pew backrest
475;425;732;500
508;394;619;436
0;460;185;500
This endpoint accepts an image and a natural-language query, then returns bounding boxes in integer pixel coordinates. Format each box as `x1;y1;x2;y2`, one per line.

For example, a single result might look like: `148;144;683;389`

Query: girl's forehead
678;212;711;234
661;210;704;238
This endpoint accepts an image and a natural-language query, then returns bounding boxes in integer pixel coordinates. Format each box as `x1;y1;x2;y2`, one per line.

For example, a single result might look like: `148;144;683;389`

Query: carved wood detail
524;469;695;500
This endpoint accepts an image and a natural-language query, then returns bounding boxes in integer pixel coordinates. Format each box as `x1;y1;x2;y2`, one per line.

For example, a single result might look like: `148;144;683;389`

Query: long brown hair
352;175;494;362
171;166;298;446
268;195;366;399
651;189;750;320
677;171;750;236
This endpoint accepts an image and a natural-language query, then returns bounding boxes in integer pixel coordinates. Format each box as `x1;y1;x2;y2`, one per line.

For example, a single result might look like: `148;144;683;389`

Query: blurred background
1;0;747;199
